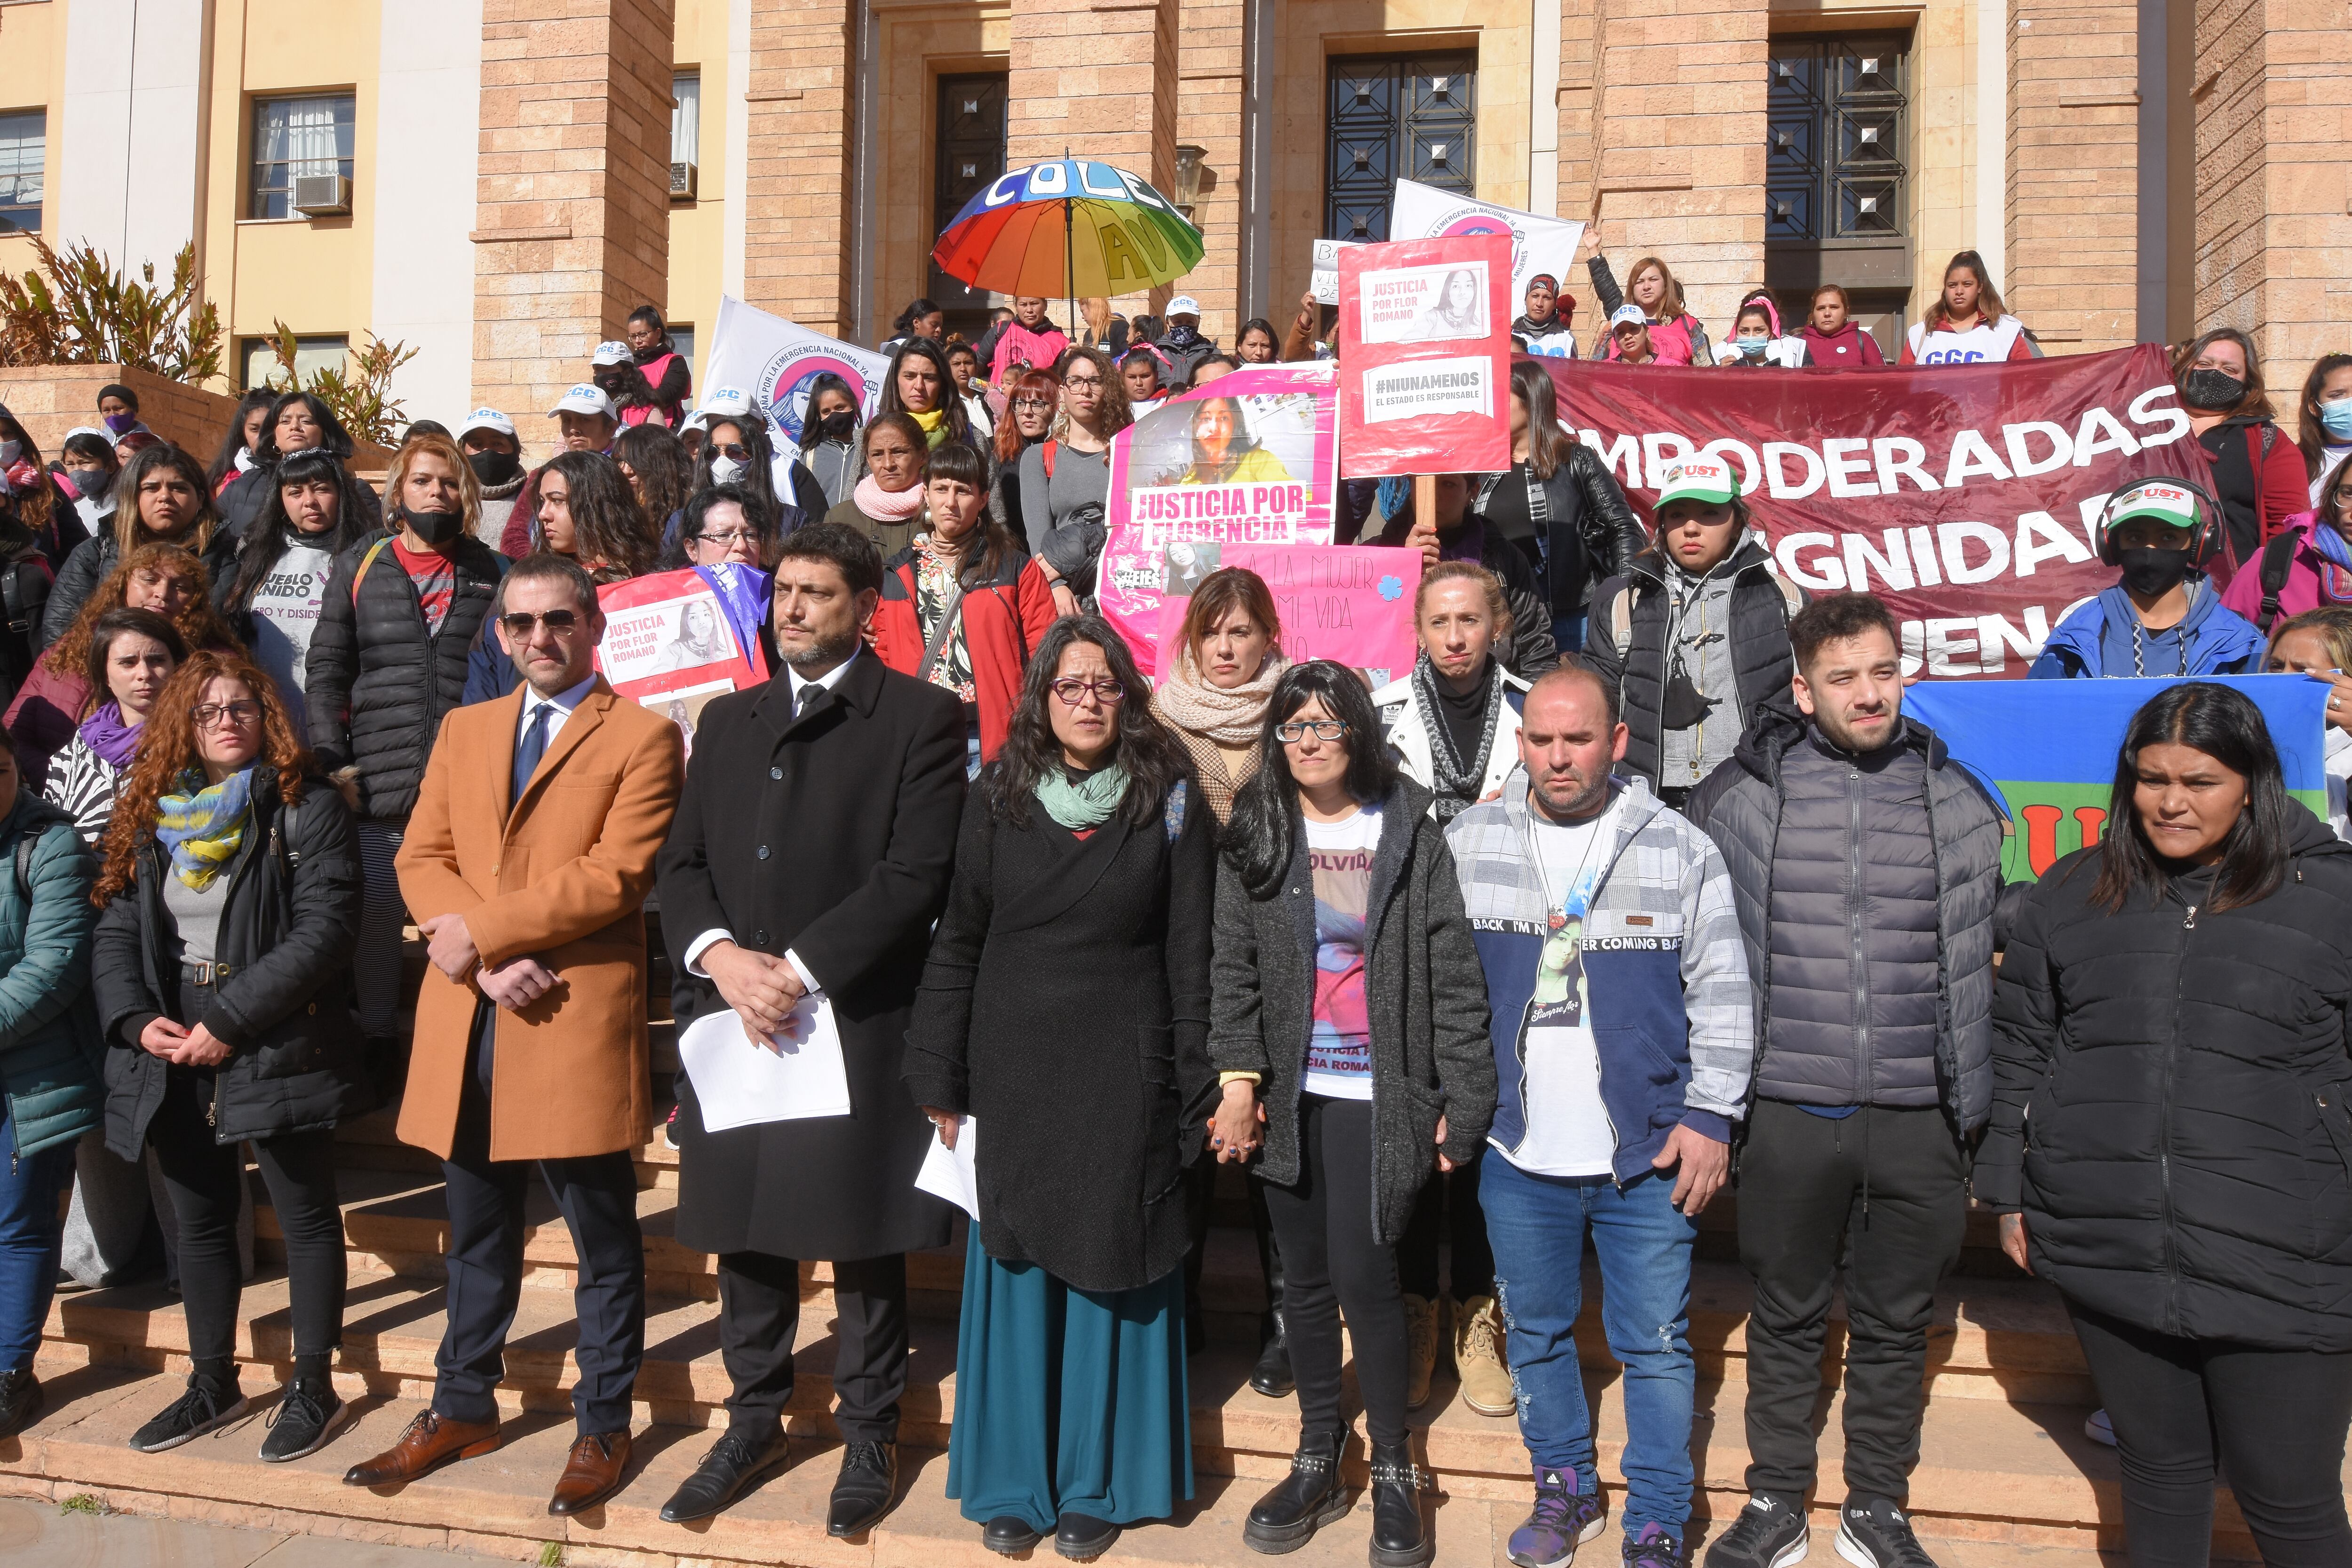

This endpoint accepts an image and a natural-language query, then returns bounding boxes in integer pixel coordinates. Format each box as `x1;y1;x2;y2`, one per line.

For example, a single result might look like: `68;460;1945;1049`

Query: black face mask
818;411;857;442
2182;368;2245;411
468;449;522;487
401;503;466;547
594;370;634;397
2118;546;2192;598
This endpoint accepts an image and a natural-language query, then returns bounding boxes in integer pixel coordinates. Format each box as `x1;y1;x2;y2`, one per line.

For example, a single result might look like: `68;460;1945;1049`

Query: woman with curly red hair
90;650;366;1465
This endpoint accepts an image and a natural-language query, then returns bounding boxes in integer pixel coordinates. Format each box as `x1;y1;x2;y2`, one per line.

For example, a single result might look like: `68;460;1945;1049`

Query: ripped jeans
1479;1157;1697;1541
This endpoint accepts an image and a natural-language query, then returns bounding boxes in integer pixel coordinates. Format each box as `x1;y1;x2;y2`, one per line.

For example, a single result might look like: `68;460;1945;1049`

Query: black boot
1249;1209;1294;1397
1243;1429;1349;1554
0;1369;42;1439
1366;1442;1431;1568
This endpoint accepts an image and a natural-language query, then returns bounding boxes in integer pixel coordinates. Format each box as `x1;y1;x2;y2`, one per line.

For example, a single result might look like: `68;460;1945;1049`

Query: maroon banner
1541;346;2214;678
1340;234;1512;478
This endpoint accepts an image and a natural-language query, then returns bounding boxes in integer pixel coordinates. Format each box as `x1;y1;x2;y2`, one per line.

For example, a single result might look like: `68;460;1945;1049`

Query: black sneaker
127;1378;250;1453
1704;1493;1809;1568
260;1378;350;1462
1835;1498;1936;1568
1623;1524;1687;1568
0;1369;43;1439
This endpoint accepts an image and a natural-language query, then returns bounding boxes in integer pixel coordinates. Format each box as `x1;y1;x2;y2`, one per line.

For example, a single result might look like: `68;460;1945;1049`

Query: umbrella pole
1064;190;1075;346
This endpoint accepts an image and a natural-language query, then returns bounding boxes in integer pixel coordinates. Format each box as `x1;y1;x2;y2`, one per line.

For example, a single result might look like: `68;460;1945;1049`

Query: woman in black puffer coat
1980;681;2352;1568
92;650;365;1464
302;436;501;1048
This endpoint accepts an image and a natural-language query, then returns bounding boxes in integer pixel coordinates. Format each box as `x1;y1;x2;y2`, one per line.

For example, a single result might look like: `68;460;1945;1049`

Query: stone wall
2006;0;2141;353
0;365;394;475
740;0;858;337
471;0;678;446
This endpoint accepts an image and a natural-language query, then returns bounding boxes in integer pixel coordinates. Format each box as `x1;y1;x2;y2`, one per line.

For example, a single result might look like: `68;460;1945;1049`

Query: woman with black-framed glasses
1208;660;1495;1567
903;615;1214;1561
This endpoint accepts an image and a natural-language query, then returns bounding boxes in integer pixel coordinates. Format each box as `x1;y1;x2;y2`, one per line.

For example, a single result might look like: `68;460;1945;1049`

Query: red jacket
872;544;1058;763
1797;321;1885;367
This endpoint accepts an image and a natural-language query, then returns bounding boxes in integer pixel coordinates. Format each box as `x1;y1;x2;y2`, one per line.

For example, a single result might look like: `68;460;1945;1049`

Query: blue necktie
513;701;552;805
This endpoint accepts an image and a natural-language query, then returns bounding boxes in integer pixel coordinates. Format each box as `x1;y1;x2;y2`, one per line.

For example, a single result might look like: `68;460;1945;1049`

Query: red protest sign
1537;345;2209;679
1338;234;1512;478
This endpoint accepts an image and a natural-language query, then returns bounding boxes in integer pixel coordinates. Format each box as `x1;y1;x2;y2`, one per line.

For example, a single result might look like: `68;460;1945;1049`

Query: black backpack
2252;529;2303;637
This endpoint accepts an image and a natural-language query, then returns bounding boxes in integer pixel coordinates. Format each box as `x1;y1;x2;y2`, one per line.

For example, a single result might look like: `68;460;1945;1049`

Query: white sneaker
2084;1408;2115;1447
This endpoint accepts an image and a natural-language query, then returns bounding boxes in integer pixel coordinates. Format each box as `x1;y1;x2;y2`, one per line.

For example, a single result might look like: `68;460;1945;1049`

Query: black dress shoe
984;1515;1045;1554
658;1428;789;1523
1367;1442;1431;1568
1055;1510;1120;1562
1243;1429;1350;1553
1248;1310;1295;1399
826;1439;898;1537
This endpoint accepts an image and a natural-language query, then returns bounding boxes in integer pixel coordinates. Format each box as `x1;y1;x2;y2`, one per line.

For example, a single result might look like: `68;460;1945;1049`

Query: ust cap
2107;479;2200;532
1656;454;1739;507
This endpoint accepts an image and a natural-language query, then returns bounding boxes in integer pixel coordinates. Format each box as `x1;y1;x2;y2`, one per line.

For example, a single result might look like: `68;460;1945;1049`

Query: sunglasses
499;609;581;637
710;443;752;462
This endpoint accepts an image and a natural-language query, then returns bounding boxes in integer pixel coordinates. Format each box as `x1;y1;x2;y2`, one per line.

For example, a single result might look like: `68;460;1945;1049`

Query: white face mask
0;440;18;467
708;455;747;485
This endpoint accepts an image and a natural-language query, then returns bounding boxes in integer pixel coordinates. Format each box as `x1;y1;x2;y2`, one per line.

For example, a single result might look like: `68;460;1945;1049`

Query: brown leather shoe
341;1409;500;1487
548;1429;632;1516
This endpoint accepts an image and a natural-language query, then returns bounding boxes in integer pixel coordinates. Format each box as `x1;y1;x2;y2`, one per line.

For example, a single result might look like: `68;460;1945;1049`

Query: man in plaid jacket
1444;661;1752;1568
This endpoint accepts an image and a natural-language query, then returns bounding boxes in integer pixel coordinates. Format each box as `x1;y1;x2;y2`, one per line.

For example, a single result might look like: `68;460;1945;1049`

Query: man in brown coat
341;553;683;1516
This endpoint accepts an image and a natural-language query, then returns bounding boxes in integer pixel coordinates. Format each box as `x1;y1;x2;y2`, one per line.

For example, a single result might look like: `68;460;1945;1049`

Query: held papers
676;999;852;1130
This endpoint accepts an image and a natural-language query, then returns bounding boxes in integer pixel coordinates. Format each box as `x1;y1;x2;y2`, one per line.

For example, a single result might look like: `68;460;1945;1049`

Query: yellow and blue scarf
155;767;254;891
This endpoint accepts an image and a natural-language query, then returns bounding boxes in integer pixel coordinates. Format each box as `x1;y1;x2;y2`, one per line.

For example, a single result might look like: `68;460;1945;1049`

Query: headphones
2094;473;2223;568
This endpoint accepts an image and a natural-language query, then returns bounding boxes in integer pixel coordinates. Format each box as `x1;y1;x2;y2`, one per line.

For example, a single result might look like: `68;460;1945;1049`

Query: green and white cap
1656;454;1739;507
2107;479;2199;531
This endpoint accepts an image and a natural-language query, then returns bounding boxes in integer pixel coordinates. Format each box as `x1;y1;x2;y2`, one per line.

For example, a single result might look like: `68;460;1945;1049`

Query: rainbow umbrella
931;157;1203;309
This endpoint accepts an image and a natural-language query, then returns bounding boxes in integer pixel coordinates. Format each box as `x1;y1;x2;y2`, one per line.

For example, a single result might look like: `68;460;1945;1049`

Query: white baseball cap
456;407;516;441
1609;303;1649;330
2107;479;2200;532
590;341;634;366
550;383;618;420
1167;295;1201;318
691;387;761;430
1656;455;1739;507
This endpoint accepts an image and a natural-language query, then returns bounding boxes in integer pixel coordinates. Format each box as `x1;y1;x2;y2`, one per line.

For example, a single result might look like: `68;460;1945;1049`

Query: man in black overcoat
653;523;966;1532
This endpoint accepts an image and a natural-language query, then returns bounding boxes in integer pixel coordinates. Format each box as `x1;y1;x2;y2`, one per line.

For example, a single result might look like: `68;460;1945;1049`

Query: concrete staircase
0;937;2304;1566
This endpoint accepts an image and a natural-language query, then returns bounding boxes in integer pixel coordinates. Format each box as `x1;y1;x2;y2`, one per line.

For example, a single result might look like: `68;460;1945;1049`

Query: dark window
1325;53;1476;244
1766;36;1907;242
0;110;42;234
930;73;1007;319
249;94;356;220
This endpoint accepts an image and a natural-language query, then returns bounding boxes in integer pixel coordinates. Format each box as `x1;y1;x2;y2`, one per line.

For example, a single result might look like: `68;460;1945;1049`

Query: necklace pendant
1547;910;1567;933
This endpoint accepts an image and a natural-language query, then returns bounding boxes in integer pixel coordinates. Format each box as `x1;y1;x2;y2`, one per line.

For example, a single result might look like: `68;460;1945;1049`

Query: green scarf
1036;762;1129;830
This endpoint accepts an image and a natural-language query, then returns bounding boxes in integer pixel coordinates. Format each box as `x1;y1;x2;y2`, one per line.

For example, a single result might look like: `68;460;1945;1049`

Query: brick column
1005;0;1180;321
741;0;857;336
472;0;677;444
1174;0;1244;338
2006;0;2140;353
2194;0;2349;434
1581;0;1768;350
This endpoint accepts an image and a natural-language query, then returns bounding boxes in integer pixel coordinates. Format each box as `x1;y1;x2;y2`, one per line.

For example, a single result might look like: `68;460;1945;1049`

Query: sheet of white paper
676;998;852;1130
915;1115;979;1220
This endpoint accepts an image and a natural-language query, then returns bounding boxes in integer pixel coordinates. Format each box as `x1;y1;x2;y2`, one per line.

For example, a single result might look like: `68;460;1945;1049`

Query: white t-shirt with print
1499;794;1625;1178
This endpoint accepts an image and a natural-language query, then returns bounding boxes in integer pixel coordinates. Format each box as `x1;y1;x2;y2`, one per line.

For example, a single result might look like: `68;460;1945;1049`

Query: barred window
0;111;43;234
249;94;356;220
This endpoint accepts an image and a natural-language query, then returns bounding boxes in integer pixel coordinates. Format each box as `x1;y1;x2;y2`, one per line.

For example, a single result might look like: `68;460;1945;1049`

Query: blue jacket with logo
1445;771;1752;1180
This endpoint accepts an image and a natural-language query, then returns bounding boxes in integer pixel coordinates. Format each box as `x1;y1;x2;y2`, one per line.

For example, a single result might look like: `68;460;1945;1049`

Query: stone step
3;1358;2283;1562
248;1162;2089;1403
41;1263;2126;1525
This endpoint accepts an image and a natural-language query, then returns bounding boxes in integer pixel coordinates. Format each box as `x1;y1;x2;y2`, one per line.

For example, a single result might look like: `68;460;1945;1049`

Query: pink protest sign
1154;543;1422;690
1101;364;1339;675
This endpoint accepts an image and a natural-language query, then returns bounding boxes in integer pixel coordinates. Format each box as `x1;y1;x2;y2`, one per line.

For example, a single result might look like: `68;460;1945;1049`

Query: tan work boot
1403;1294;1440;1410
1454;1295;1514;1416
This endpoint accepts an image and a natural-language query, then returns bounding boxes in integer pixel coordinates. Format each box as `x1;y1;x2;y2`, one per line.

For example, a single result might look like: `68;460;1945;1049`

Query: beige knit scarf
1152;647;1286;746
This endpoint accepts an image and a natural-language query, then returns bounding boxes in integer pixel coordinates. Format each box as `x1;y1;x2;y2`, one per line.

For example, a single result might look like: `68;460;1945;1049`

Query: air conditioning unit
290;174;351;216
670;161;698;200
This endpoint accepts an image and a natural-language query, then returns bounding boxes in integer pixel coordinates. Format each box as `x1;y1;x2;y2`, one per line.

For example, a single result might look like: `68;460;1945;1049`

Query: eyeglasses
694;529;758;547
1049;677;1126;706
193;701;263;729
710;443;752;462
1013;397;1055;412
1064;375;1103;390
499;609;581;637
1276;719;1350;743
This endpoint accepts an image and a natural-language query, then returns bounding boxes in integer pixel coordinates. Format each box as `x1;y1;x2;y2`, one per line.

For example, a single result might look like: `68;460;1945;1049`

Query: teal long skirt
944;1225;1193;1533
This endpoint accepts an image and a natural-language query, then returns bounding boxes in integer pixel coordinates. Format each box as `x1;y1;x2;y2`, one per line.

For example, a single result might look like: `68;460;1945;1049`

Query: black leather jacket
1476;442;1647;623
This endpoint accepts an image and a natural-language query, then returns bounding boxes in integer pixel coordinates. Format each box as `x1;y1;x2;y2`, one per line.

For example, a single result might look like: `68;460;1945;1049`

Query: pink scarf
854;473;926;523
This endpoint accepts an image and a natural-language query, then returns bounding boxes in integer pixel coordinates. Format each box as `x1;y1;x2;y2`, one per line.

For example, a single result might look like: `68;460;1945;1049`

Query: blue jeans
1480;1156;1698;1541
0;1101;76;1374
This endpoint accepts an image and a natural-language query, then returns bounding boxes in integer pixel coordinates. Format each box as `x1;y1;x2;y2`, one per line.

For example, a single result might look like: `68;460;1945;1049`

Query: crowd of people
0;243;2346;1568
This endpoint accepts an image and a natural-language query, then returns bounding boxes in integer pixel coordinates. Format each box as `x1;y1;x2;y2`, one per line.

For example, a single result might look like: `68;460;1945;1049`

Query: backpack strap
14;834;34;904
2256;529;2301;636
348;535;396;607
1041;441;1057;480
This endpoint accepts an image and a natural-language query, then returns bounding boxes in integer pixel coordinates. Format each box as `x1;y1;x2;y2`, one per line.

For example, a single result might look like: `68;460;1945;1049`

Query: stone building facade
0;0;2341;450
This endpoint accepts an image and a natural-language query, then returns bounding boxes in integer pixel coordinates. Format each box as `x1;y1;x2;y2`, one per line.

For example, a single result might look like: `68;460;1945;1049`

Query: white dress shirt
516;671;600;755
682;648;860;994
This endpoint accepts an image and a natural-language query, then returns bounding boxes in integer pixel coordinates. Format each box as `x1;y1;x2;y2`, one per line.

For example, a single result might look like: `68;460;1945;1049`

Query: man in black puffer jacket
1685;593;2001;1568
303;440;504;1051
